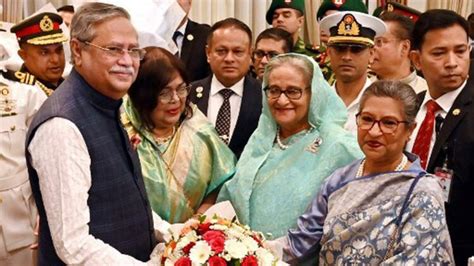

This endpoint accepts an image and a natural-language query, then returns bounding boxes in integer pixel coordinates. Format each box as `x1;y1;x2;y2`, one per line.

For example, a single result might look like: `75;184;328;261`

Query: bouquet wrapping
160;215;282;266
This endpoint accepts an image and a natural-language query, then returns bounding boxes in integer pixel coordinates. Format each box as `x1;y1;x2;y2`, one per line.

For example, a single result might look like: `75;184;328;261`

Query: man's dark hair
467;12;474;39
412;9;469;50
380;12;414;45
57;5;74;13
207;18;252;46
255;28;293;52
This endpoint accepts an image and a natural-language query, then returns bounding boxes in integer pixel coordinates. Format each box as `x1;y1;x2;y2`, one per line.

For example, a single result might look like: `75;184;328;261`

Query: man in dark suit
190;18;262;158
409;10;474;264
175;0;211;82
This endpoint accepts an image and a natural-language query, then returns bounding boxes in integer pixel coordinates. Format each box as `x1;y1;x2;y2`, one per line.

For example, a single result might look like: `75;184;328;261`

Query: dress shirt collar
210;75;245;97
399;70;417;85
422;80;466;113
176;20;187;35
333;77;372;111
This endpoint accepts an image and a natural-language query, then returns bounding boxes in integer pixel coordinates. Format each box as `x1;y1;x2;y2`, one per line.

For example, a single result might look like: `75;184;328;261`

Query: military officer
265;0;316;57
0;43;46;266
8;12;67;96
315;0;369;85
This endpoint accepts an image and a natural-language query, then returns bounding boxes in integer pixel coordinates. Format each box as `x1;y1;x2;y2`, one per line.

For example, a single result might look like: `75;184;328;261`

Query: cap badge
337;14;360;36
284;0;292;3
332;0;346;8
39;15;54;32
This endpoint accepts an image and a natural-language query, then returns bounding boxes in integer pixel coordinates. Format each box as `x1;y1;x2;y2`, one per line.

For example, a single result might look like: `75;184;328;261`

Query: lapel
180;20;196;65
230;76;257;145
428;79;474;170
192;76;212;114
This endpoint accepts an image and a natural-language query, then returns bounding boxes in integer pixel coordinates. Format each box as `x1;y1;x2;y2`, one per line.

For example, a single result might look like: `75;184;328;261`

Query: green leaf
198;215;207;223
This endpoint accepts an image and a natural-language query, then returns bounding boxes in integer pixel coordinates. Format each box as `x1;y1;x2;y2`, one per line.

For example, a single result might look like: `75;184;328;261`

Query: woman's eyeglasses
356;113;409;134
158;84;191;104
264;86;307;100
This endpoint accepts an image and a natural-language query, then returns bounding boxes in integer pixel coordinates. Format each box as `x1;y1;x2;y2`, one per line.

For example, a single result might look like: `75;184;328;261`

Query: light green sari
122;100;236;223
218;53;363;239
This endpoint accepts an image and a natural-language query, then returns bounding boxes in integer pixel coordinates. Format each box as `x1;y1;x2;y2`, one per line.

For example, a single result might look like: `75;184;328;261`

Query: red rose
203;230;225;254
182;242;195;255
208;256;227;266
197;222;211;235
174;257;191;266
242;255;258;266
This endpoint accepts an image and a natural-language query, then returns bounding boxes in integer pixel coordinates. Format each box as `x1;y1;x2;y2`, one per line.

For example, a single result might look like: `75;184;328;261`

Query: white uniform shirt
333;77;372;135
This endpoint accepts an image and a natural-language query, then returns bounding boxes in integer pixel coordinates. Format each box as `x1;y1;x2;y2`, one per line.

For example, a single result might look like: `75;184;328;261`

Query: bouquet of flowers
159;215;281;266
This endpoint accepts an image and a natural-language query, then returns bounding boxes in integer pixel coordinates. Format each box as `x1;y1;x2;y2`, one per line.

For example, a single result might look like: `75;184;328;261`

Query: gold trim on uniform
26;33;68;45
39;15;54;32
328;36;374;46
14;71;53;96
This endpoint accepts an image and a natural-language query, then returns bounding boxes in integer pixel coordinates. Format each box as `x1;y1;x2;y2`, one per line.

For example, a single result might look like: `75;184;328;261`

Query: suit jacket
190;75;262;158
180;20;211;82
416;69;474;265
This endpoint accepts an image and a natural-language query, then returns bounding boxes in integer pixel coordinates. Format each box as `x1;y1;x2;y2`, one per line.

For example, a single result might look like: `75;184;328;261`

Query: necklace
153;126;176;145
356;154;408;177
276;126;313;150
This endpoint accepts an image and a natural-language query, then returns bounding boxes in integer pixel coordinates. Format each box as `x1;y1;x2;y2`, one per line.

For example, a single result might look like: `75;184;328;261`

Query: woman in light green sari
218;53;362;239
122;47;236;223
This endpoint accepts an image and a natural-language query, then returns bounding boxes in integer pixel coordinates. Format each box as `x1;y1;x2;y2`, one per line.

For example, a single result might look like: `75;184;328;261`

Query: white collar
422;80;467;113
210;75;245;97
176;19;188;35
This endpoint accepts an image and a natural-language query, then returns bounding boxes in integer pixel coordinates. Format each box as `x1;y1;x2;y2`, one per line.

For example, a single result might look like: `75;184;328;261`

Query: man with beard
320;11;386;134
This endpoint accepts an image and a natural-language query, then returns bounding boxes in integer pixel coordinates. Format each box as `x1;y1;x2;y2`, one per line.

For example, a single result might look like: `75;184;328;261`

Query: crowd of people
1;0;473;265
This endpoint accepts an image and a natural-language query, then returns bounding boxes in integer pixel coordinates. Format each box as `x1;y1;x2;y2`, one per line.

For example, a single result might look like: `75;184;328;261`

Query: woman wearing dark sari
271;80;453;264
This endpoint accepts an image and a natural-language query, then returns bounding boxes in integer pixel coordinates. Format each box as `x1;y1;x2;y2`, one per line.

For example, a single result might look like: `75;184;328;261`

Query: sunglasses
328;43;369;54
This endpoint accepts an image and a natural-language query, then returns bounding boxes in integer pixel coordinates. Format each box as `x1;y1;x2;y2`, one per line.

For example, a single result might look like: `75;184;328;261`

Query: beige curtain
1;0;24;23
189;0;272;42
426;0;473;18
305;0;322;47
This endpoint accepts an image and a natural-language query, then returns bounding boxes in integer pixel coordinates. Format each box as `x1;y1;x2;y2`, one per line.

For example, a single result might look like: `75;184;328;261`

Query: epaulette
14;70;53;96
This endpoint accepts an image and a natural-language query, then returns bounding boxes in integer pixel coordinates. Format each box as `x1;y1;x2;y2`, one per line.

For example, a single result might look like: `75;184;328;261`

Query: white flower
242;236;259;252
164;259;174;266
224;239;248;259
256;247;275;265
189;241;212;264
176;238;191;251
210;224;228;231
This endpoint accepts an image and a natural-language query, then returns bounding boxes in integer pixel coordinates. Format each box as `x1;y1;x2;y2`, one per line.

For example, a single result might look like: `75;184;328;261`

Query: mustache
109;65;134;75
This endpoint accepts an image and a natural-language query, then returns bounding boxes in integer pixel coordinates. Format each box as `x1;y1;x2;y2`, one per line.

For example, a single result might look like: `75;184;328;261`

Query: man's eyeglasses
83;41;146;60
253;50;280;60
158;84;191;104
264;86;307;100
356;113;409;134
328;43;369;54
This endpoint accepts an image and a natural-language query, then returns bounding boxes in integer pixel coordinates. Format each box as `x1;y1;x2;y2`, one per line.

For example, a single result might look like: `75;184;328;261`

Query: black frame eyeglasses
158;84;191;104
253;50;280;60
83;41;147;60
263;86;307;100
356;113;409;134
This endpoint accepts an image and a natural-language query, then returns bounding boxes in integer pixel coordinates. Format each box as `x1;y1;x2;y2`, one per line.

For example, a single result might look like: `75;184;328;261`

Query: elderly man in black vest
26;3;161;264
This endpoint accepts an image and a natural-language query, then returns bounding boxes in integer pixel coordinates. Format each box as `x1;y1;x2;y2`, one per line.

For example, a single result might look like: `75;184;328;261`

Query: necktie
215;89;234;144
172;31;182;56
412;100;441;169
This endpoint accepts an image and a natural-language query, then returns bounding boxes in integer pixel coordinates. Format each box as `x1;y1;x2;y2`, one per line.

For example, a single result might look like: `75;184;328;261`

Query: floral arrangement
160;215;280;266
